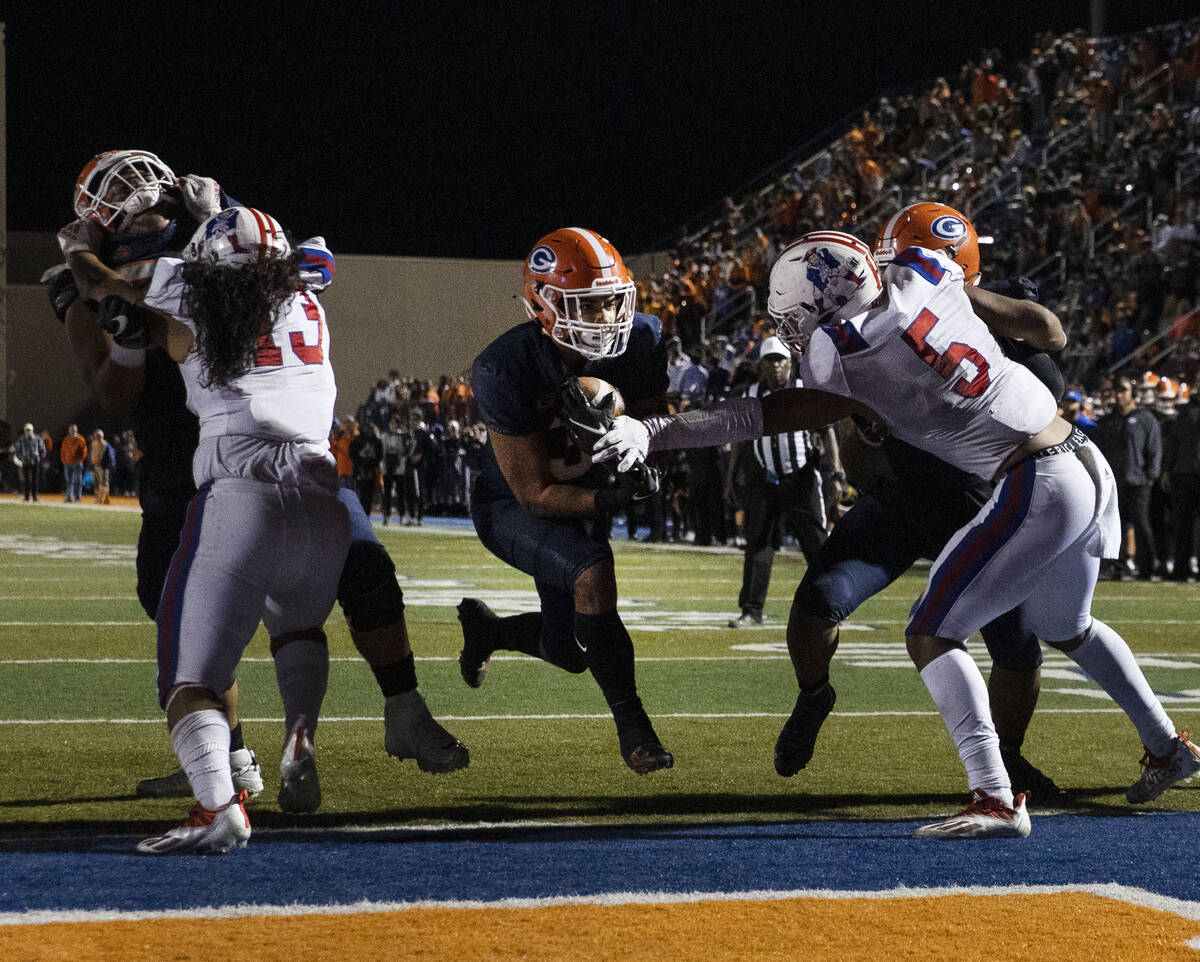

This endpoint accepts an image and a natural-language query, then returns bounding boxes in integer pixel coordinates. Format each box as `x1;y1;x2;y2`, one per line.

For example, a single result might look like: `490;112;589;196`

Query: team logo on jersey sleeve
930;215;967;242
528;245;558;273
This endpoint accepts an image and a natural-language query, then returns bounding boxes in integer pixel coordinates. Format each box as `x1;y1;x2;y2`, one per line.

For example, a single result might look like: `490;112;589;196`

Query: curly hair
181;253;301;388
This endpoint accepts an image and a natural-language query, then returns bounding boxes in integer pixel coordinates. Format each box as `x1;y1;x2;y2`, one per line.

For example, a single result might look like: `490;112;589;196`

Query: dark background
5;0;1196;257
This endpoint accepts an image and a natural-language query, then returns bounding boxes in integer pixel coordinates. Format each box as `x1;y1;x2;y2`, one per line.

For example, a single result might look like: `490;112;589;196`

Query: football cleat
623;740;675;775
774;681;836;777
456;598;497;688
134;748;265;799
136;791;250;855
728;612;763;628
1000;746;1065;799
278;722;321;814
384;690;470;773
916;790;1031;840
1126;731;1200;803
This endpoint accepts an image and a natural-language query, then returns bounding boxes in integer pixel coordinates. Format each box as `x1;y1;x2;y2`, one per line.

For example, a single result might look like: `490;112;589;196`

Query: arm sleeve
645;396;764;452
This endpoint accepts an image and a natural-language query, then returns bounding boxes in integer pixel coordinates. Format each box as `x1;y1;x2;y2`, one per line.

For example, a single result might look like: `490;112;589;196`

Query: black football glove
595;460;660;513
558;377;616;451
46;266;79;323
99;295;150;349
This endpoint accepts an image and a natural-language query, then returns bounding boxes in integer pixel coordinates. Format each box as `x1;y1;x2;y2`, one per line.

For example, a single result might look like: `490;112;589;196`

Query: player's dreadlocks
181;252;301;388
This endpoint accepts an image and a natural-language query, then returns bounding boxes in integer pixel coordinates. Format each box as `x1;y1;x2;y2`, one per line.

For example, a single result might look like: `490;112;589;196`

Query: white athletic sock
273;638;329;739
919;648;1013;807
1067;619;1176;756
171;708;234;810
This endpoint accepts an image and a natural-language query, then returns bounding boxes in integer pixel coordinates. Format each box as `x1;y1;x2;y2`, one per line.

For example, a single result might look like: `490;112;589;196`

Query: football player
595;228;1199;836
456;227;673;774
51;150;467;806
776;204;1064;796
133;208;350;852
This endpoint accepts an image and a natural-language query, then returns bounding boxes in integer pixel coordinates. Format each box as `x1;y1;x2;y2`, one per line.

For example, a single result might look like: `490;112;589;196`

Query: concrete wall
5;236;663;437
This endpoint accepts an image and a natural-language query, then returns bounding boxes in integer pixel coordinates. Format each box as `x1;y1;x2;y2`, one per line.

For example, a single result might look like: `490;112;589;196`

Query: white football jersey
799;246;1056;478
145;257;337;447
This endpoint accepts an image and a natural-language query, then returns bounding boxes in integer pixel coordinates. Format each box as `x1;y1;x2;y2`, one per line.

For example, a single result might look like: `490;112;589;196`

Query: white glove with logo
593;415;650;473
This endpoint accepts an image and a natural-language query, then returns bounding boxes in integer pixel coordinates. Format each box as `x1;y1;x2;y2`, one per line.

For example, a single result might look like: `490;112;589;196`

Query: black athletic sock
228;721;245;753
493;612;544;658
370;653;419;697
574;609;658;749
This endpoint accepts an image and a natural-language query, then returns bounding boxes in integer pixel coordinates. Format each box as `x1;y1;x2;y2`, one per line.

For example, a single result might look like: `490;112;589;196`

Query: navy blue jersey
102;192;239;493
472;314;667;501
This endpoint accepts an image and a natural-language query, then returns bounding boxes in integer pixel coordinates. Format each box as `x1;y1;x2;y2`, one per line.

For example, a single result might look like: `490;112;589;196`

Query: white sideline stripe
0;708;1138;725
0;883;1195;926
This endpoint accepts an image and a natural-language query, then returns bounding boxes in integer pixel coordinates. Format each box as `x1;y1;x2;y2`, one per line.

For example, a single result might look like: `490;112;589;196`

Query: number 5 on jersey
254;293;325;368
901;308;989;398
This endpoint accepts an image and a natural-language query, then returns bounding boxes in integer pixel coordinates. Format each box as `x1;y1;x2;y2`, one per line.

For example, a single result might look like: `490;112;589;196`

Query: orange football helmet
522;227;636;359
874;202;982;285
74;149;177;232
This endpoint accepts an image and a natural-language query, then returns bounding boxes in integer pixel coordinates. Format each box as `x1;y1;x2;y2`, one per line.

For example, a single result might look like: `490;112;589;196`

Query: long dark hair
181;253;301;388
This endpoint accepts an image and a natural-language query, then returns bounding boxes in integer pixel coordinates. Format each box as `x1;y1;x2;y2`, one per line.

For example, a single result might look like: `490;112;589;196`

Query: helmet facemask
529;282;636;360
74;151;177;232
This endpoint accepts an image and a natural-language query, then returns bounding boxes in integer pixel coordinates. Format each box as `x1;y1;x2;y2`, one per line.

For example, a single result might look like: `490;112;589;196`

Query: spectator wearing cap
1062;390;1100;440
724;337;843;628
10;423;45;503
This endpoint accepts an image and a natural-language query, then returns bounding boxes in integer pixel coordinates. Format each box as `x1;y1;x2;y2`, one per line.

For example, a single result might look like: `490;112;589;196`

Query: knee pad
337;540;406;631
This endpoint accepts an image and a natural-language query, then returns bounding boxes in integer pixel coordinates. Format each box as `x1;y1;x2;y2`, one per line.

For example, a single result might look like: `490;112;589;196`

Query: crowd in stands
7;16;1200;577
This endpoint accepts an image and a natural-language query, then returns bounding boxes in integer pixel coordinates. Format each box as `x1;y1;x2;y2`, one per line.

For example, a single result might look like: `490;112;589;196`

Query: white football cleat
1126;731;1200;803
136;791;250;855
278;722;321;814
229;747;264;798
916;790;1031;840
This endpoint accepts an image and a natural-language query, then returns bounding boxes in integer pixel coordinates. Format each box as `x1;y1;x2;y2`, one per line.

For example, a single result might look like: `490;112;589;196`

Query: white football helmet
73;150;177;232
184;207;291;266
768;231;881;353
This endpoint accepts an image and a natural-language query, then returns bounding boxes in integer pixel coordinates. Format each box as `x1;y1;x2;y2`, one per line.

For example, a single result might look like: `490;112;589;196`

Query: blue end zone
2;813;1197;913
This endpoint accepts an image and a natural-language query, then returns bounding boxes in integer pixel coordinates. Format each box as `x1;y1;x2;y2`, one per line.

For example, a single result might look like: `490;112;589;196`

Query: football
575;376;625;418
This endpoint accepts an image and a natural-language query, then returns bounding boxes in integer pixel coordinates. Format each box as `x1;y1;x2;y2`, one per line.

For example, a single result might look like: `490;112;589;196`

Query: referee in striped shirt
726;337;844;628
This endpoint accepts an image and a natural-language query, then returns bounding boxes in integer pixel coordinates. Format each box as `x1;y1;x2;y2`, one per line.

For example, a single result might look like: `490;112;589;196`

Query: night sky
5;1;1196;258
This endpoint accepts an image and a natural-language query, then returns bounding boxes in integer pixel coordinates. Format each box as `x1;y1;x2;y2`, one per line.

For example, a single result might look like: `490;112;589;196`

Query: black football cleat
623;740;674;775
774;681;836;777
456;598;497;688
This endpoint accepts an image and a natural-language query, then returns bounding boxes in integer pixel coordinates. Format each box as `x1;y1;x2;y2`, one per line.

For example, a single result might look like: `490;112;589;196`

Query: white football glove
177;174;224;219
593;415;650;473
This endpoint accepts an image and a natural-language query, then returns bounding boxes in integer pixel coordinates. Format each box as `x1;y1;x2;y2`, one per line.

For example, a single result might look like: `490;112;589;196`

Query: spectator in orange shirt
60;423;88;503
330;419;355;491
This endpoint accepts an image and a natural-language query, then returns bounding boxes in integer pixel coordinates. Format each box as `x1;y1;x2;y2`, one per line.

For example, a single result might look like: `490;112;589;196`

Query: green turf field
1;501;1197;834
